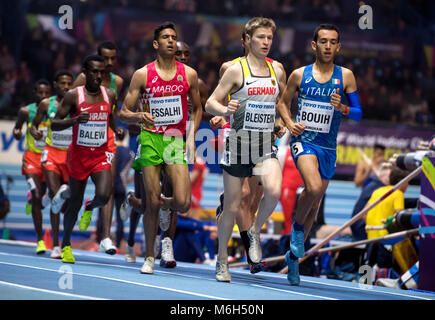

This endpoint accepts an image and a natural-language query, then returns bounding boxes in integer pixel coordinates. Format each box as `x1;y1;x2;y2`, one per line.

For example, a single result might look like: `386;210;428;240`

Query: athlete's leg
293;155;326;226
217;172;244;262
44;170;62;247
26;173;44;242
62;177;87;248
252;158;282;233
141;165;163;259
301;181;329;241
99;156;116;241
161;164;191;213
87;170;113;211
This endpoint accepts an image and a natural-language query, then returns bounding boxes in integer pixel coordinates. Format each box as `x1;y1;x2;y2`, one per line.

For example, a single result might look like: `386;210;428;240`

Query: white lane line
0;260;228;300
260;272;434;300
251;284;338;300
0;251;335;300
0;280;106;300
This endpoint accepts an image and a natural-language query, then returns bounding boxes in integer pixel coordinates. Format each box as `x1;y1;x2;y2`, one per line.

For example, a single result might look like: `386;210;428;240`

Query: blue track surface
0;163;421;240
0;240;433;300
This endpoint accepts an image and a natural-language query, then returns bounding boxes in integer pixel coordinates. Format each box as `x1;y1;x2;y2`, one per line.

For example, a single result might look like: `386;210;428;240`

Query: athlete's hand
137;112;155;127
274;124;287;138
225;100;240;116
31;129;44;141
13;128;22;141
115;128;125;141
330;88;344;112
289;122;305;137
74;112;90;124
209;116;227;130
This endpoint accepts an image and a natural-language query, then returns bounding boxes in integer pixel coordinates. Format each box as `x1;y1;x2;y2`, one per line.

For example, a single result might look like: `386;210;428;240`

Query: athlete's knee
304;183;324;200
176;198;191;213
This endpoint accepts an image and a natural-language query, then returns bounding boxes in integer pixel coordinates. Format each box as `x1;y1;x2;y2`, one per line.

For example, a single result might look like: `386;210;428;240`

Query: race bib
299;99;334;133
149;95;183;126
243;101;276;132
51;127;72;149
77;121;107;147
291;141;304;157
34;127;48;149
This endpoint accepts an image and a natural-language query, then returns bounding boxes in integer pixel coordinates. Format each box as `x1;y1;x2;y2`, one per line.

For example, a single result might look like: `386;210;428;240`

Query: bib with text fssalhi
149;95;183;126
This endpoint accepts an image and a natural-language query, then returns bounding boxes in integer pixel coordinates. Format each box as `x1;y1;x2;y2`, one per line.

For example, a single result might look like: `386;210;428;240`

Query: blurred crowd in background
1;0;434;128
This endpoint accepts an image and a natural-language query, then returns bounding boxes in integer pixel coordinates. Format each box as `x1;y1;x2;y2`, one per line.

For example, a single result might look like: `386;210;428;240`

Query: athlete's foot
285;251;300;286
50;246;62;259
290;223;305;258
159;237;176;268
160;194;171;211
247;227;262;264
61;246;75;264
78;199;93;231
36;240;46;254
215;258;231;282
159;208;171;231
120;190;134;221
51;184;70;214
140;257;155;274
125;245;136;263
249;261;264;274
98;237;117;255
215;192;224;222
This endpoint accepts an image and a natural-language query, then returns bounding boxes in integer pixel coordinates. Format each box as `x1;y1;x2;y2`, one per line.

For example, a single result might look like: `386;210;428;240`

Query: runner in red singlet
51;55;122;263
119;22;203;274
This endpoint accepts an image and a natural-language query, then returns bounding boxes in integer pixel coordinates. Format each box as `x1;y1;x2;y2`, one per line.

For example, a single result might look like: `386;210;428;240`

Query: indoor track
0;240;433;300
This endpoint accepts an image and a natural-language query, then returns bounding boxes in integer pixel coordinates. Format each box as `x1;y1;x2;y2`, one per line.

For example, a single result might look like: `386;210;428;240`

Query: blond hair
243;17;276;39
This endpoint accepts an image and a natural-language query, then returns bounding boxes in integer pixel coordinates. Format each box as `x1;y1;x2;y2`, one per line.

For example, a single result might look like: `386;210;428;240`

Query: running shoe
159;208;171;232
285;250;300;286
120;190;134;221
78;199;93;231
249;261;264;274
140;256;155;274
215;258;231;282
98;237;117;255
290;223;305;258
160;237;176;268
25;191;32;215
61;246;75;264
36;240;46;254
215;192;224;222
247;227;262;264
51;184;71;214
125;245;136;263
50;246;62;259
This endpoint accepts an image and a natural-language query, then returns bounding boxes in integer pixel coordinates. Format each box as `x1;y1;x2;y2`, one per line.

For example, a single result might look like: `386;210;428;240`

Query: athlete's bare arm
219;61;234;79
72;73;86;88
30;98;49;140
186;66;203;138
272;61;288;138
51;89;89;131
119;68;154;126
276;67;306;136
205;63;242;117
185;66;203;162
13;106;29;140
106;88;122;137
115;75;124;98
